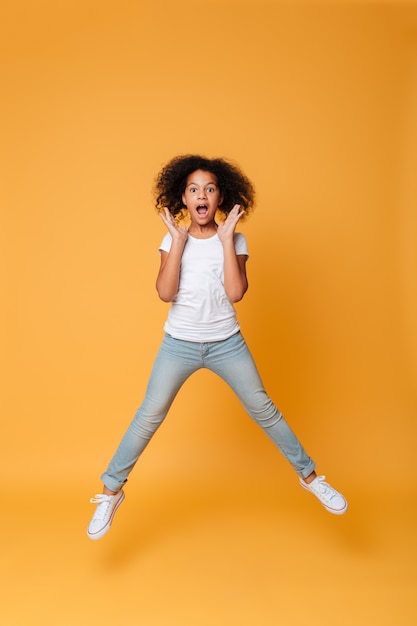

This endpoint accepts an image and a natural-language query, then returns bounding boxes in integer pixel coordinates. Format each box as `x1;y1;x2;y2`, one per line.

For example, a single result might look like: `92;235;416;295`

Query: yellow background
1;1;416;624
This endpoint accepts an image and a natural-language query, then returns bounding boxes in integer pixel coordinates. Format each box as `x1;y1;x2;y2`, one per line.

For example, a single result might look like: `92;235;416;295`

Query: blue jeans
101;332;316;491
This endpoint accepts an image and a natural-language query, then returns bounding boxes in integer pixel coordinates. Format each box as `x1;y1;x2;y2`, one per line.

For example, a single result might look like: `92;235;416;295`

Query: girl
87;155;347;540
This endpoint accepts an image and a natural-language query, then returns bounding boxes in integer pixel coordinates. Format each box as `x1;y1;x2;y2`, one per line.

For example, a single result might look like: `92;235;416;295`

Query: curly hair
153;155;256;221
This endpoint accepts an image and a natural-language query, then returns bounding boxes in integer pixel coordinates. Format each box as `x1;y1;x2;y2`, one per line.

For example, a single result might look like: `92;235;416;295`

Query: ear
218;194;224;207
182;192;187;207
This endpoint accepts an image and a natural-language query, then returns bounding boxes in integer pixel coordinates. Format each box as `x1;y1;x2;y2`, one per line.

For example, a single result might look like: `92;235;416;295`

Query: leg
204;333;347;514
101;334;202;492
205;332;316;479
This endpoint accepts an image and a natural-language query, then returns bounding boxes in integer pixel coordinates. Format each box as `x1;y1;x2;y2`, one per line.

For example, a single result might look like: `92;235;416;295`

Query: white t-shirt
159;232;249;342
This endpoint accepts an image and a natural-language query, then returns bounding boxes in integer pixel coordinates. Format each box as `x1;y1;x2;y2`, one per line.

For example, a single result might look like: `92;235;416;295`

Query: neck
188;221;218;239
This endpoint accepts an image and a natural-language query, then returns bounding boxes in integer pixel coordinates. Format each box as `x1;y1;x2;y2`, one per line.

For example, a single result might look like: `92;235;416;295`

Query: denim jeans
101;332;316;491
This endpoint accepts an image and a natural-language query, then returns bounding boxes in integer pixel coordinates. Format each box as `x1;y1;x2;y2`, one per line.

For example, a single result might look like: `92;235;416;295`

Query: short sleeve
158;232;172;254
234;232;249;257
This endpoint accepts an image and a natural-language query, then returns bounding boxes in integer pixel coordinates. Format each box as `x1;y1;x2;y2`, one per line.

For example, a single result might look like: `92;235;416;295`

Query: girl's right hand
160;207;188;245
156;208;187;302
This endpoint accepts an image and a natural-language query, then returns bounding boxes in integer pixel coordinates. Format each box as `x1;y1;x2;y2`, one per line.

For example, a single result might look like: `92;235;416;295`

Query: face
182;170;223;227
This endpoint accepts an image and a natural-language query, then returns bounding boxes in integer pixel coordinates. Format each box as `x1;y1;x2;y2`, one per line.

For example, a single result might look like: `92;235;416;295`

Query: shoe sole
299;480;348;515
87;491;125;540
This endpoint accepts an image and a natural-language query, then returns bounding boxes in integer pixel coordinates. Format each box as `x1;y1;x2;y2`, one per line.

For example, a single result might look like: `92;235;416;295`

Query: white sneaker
87;490;125;540
299;476;348;515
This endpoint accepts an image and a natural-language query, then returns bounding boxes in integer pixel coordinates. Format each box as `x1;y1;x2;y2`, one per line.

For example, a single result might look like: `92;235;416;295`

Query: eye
207;187;215;193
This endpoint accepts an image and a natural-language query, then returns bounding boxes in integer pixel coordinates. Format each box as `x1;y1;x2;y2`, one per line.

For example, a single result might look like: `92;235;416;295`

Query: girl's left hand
217;204;245;242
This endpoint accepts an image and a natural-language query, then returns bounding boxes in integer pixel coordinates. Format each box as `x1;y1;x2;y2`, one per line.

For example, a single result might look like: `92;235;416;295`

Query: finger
159;211;170;226
160;207;174;225
227;208;245;223
226;204;238;217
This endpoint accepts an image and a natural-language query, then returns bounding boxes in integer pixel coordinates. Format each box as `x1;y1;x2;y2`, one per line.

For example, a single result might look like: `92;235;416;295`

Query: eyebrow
186;181;218;187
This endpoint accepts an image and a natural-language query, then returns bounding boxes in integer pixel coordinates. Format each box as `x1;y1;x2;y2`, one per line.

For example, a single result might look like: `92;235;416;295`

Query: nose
198;188;207;200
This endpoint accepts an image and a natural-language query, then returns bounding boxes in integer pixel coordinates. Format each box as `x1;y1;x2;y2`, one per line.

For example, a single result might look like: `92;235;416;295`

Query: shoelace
311;476;340;502
89;494;114;521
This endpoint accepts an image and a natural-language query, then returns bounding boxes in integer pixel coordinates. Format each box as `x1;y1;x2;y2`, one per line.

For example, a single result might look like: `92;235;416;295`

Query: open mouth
196;204;209;215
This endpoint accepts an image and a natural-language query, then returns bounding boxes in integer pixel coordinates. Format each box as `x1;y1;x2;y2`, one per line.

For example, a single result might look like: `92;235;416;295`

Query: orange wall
2;1;417;489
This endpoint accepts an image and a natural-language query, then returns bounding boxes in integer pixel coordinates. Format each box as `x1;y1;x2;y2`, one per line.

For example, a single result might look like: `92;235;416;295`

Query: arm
156;208;188;302
217;205;248;303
